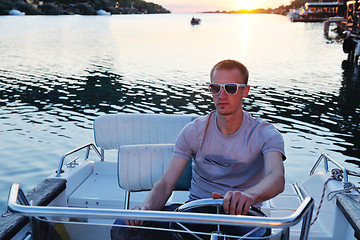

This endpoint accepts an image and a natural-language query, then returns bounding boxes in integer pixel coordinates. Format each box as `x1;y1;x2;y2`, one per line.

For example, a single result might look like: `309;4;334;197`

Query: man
120;59;285;237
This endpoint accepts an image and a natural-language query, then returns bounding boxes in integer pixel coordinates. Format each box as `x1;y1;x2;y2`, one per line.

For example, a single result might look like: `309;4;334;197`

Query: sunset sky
156;0;292;13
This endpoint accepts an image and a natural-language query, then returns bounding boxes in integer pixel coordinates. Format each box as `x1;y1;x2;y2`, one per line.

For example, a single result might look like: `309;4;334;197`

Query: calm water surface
0;13;359;211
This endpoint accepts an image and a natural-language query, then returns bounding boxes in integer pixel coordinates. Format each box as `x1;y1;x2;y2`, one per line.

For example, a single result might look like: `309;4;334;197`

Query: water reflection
1;60;359;164
243;65;360;165
338;61;360;160
0;67;212;124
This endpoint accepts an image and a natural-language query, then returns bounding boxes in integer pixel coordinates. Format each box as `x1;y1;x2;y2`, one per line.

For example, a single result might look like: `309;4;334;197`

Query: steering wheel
169;198;262;240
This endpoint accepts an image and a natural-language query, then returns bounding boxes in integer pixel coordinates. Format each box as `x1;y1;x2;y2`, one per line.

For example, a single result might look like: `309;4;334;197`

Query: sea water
0;13;359;212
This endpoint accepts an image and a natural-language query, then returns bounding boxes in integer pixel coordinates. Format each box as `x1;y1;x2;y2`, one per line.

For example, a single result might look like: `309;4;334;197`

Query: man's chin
216;109;232;116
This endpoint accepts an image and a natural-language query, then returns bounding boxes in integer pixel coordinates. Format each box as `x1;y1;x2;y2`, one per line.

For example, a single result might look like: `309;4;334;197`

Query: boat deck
54;159;331;239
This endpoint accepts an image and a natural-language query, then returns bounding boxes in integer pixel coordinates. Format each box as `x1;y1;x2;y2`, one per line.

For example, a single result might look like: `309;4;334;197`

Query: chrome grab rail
55;142;102;177
310;152;349;184
8;183;314;240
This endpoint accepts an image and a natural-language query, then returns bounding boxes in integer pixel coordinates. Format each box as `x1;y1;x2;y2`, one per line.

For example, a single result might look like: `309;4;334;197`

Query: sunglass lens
224;84;238;95
209;84;220;95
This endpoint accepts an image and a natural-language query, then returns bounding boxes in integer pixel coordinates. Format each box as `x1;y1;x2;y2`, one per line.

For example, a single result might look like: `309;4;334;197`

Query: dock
336;194;360;239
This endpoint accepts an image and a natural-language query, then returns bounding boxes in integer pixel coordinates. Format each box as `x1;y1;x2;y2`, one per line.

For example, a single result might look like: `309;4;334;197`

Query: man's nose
218;86;228;98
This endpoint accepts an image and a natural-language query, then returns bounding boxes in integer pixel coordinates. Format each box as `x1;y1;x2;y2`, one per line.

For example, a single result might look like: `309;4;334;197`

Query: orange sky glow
155;0;292;13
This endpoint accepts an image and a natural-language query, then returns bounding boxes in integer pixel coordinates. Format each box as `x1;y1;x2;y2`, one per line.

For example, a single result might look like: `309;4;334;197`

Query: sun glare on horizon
156;0;289;12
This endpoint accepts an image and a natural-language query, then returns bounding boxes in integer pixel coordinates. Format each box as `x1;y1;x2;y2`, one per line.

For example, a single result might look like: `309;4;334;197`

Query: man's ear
242;85;250;98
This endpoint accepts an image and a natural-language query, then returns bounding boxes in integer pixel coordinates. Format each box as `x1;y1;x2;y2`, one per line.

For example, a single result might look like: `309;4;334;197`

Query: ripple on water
0;14;360;212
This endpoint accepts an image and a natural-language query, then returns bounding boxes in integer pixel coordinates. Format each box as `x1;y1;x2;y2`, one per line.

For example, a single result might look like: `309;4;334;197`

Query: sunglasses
208;83;247;95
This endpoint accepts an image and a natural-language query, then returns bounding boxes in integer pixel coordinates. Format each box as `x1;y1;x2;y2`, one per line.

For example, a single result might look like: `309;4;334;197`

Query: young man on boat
115;59;286;238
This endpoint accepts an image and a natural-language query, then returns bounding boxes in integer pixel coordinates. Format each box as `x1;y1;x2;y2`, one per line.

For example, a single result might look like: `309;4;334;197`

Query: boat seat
118;144;192;209
68;114;196;209
93;113;196;152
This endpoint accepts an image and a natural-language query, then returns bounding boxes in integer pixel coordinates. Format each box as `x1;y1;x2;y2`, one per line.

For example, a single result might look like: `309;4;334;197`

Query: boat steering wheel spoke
169;198;260;240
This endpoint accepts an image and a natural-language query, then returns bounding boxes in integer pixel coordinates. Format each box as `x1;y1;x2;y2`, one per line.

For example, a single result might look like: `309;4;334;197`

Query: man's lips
216;102;229;107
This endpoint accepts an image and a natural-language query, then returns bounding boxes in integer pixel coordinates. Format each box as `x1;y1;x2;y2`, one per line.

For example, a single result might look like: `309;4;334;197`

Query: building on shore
289;0;346;22
346;1;360;35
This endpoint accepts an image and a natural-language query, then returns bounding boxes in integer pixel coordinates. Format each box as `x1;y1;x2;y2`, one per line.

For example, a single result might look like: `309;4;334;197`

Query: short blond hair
210;59;249;84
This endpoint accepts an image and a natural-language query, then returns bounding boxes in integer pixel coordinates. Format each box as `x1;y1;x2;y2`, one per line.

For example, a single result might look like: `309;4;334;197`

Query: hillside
0;0;170;15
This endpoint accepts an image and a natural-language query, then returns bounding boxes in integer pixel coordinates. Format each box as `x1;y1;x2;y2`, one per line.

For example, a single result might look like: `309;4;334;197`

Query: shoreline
0;0;170;16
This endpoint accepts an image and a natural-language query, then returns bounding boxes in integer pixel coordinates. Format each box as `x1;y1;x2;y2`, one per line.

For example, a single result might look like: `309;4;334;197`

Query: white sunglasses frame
208;83;247;95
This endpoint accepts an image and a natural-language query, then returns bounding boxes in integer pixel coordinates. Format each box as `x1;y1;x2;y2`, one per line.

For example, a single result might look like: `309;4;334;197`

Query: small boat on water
96;10;111;15
1;113;360;240
8;9;25;16
288;8;301;22
191;17;201;25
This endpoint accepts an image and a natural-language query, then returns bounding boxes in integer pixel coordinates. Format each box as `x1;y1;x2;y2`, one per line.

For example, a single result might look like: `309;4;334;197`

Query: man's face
211;69;249;116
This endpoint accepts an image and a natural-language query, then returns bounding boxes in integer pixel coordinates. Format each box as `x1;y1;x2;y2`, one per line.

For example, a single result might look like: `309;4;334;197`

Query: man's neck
216;110;244;135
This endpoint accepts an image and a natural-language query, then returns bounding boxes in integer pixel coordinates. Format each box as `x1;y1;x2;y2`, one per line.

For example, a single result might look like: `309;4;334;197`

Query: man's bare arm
127;156;188;226
244;151;285;202
142;156;189;210
213;151;285;215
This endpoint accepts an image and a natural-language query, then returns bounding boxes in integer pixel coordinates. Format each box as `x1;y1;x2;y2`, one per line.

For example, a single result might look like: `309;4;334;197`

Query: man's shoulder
244;111;270;126
174;112;214;156
243;111;285;158
243;111;280;135
185;111;214;129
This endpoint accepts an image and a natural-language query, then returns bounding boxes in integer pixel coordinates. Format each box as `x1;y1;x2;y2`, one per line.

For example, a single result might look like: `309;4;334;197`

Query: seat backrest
94;113;196;150
118;144;192;192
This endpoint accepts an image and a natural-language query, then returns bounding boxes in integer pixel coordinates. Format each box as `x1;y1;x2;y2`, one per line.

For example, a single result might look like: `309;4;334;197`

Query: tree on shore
0;0;41;14
0;0;170;15
272;0;319;15
288;0;318;9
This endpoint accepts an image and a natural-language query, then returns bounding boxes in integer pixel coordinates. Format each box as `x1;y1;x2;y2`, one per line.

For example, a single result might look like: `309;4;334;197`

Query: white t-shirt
173;110;286;201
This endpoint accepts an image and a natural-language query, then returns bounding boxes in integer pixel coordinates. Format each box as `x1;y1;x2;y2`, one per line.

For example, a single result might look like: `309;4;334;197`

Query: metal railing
8;183;314;240
55;142;102;177
310;153;349;185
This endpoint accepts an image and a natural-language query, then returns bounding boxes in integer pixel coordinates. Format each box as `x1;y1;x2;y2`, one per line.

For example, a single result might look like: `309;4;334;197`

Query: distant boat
191;17;201;25
8;9;25;15
96;10;111;15
288;8;301;22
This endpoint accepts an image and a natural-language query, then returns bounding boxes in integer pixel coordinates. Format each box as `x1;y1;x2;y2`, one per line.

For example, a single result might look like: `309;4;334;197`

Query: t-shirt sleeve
261;125;286;160
173;122;194;160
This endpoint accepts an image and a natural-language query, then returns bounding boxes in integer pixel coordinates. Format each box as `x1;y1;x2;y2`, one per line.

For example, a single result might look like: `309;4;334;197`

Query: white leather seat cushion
118;144;175;191
94;114;194;150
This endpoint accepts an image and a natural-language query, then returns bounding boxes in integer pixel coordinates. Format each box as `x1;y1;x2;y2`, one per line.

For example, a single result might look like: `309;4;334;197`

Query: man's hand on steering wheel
212;191;255;215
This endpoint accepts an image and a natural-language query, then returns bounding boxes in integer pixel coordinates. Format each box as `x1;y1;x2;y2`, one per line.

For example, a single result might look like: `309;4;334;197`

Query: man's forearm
141;178;175;210
245;169;285;204
141;156;189;210
245;151;285;204
219;151;285;215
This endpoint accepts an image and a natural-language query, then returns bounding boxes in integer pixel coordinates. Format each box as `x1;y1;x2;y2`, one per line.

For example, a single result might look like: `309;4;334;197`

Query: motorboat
1;113;359;240
8;9;25;15
191;17;201;25
288;8;301;22
96;10;111;15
